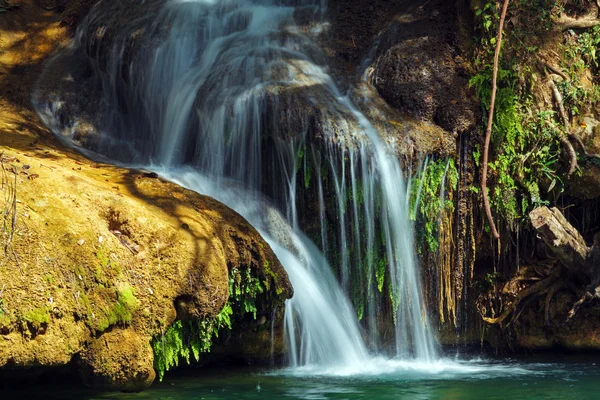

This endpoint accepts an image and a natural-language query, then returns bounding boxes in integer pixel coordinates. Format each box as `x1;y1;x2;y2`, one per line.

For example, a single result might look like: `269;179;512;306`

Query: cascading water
34;0;437;367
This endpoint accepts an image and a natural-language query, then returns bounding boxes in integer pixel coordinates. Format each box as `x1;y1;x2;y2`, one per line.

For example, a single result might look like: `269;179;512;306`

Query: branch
481;0;510;240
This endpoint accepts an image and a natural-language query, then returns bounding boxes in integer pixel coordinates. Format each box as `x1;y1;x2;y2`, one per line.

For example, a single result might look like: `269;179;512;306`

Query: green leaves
153;267;263;381
229;266;263;320
410;158;458;254
475;1;500;33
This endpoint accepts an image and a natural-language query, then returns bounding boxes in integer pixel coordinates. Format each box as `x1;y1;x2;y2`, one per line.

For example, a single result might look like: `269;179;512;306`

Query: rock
569;163;600;199
78;329;155;392
372;4;478;136
567;116;600;199
0;101;292;388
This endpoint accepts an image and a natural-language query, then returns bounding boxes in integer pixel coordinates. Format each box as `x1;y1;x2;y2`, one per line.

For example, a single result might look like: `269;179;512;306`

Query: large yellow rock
0;2;291;390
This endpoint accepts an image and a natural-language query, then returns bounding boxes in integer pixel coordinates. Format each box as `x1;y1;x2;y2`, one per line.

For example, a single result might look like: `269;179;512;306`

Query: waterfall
34;0;437;367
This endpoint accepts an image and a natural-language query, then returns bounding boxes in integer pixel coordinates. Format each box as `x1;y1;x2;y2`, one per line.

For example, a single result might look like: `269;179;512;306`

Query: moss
23;307;50;330
43;273;55;285
0;314;11;332
375;257;387;293
95;245;123;286
95;285;138;332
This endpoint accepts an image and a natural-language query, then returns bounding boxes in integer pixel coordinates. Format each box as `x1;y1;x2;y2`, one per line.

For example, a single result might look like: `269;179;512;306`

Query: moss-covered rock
78;329;155;392
0;1;292;390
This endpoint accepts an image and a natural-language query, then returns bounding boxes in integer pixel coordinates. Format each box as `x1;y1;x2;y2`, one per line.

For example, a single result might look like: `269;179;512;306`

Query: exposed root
569;133;589;156
557;14;600;31
567;286;600;322
482;270;561;326
542;67;578;176
544;281;565;326
560;137;578;177
539;60;570;82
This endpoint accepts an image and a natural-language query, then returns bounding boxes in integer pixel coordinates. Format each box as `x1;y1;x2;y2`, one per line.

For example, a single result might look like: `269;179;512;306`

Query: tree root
539;60;570;82
560;137;578;177
567;286;600;322
482;270;561;326
544;281;565;326
557;14;600;31
569;133;589;156
544;69;578;176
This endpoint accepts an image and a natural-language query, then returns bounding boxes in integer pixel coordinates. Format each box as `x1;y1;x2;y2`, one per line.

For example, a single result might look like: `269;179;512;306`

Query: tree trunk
529;206;590;270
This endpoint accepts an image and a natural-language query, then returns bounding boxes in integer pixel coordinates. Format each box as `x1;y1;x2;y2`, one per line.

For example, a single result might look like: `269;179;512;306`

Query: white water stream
35;0;440;370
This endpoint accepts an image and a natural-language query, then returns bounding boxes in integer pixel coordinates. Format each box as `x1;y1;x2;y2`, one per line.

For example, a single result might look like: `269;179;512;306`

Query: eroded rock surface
0;1;292;390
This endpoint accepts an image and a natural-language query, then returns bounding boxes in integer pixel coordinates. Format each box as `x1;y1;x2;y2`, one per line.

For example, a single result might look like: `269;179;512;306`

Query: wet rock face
373;3;478;135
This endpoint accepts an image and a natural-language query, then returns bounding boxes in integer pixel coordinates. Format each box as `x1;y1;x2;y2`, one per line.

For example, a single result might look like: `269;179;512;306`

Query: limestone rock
372;3;478;136
78;329;155;392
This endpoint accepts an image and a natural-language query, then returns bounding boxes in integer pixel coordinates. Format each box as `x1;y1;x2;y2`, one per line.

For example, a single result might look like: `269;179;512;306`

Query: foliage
152;303;233;382
229;266;264;319
561;25;600;117
410;158;458;253
152;266;264;381
470;0;566;231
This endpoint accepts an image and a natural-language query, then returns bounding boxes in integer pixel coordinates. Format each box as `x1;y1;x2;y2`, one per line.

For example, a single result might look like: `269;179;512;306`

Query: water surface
10;357;600;399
